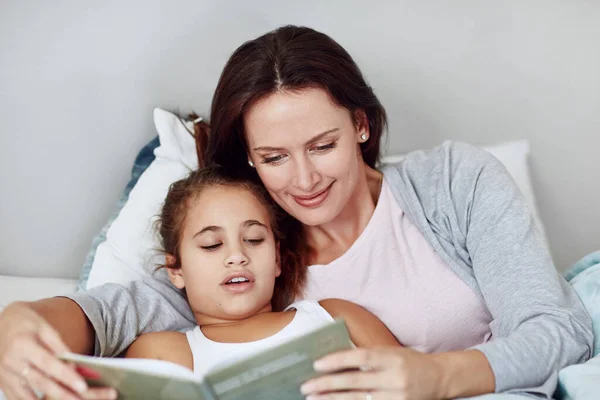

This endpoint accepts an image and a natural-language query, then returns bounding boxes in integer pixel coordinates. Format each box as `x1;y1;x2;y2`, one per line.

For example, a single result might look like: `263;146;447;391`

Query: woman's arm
384;142;593;395
125;332;193;370
319;298;401;347
29;297;96;354
63;273;196;357
0;299;113;400
431;349;495;398
1;273;195;400
452;143;593;393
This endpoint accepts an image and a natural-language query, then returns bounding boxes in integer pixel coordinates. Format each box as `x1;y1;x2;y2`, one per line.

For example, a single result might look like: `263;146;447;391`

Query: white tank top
185;300;335;377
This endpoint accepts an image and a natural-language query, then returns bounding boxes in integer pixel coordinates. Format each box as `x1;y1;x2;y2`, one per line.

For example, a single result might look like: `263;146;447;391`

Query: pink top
301;178;493;352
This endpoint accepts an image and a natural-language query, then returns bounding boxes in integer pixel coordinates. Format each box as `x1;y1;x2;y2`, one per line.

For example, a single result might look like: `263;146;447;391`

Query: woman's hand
0;302;116;400
300;347;495;400
300;347;446;400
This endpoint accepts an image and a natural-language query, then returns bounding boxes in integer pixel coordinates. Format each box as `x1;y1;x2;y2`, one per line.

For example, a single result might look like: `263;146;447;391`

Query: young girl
125;166;399;376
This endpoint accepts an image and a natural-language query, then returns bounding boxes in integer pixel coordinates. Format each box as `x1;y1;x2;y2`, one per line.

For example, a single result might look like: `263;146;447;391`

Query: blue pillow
556;354;600;399
564;251;600;358
77;136;160;290
552;252;600;399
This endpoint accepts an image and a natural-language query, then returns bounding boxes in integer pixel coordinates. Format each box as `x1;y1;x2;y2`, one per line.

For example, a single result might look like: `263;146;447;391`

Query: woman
0;25;593;400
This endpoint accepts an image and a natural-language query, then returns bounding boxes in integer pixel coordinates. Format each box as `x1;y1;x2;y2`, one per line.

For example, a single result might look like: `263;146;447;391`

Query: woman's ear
353;109;370;137
165;254;186;289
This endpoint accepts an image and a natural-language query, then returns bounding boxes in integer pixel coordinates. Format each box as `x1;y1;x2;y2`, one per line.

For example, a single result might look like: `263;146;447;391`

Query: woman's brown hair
204;24;387;175
199;25;387;271
157;122;306;310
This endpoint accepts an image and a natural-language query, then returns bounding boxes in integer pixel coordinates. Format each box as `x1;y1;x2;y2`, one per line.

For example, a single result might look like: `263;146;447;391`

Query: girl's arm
319;298;401;347
125;331;194;370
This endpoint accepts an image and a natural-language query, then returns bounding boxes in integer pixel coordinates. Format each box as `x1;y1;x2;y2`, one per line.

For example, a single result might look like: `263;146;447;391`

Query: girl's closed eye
200;243;222;251
245;237;265;246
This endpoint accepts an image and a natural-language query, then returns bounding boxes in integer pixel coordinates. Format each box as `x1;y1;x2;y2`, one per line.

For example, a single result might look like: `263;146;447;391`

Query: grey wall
1;0;599;278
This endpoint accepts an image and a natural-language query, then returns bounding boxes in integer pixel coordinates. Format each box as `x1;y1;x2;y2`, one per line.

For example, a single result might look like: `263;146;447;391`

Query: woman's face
244;88;368;227
168;185;281;322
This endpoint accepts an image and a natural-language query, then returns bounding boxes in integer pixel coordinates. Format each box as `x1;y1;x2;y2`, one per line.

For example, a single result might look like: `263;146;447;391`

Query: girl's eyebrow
243;220;267;229
193;225;221;238
193;220;266;238
252;128;339;152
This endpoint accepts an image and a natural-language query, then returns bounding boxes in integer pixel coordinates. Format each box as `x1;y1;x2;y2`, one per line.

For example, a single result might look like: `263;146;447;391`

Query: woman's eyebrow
252;128;339;152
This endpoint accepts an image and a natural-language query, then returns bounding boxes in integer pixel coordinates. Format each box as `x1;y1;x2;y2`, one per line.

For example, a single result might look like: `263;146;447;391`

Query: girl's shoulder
125;331;193;369
317;299;400;347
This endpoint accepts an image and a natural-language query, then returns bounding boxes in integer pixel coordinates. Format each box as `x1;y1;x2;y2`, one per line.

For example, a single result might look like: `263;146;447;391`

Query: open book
60;319;352;400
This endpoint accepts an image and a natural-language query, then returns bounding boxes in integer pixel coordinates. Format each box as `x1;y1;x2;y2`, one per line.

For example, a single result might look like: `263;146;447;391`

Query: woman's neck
305;163;383;265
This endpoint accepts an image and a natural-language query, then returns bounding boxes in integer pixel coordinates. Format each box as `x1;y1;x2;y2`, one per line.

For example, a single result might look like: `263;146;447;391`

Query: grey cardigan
67;141;593;397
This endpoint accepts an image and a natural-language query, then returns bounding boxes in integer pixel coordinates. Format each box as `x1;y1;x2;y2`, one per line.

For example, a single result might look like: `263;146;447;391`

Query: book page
60;353;198;381
205;319;352;400
59;353;207;400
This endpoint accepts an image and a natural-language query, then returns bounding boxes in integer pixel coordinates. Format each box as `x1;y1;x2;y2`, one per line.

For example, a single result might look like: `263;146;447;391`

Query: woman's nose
294;158;322;192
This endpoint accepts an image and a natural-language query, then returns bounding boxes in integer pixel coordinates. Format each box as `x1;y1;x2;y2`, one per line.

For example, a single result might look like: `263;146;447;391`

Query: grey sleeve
63;270;196;357
447;143;593;393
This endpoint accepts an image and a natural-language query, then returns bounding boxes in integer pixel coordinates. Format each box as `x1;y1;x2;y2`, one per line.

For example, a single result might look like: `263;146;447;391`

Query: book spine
200;381;218;400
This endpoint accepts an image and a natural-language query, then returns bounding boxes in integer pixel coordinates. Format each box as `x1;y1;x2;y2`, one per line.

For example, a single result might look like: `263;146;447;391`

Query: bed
1;110;597;400
0;275;78;313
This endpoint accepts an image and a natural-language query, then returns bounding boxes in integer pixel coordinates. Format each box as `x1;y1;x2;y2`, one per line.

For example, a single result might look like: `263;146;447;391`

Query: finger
37;324;70;356
24;346;88;395
305;392;377;400
81;387;119;400
301;371;379;395
313;348;382;373
25;365;82;400
3;383;38;400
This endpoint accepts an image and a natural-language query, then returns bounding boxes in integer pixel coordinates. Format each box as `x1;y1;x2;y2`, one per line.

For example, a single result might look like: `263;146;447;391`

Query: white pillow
86;108;547;288
381;140;548;243
86;109;198;288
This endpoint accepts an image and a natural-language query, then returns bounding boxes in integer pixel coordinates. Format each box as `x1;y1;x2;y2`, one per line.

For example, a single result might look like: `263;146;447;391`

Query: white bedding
0;275;78;312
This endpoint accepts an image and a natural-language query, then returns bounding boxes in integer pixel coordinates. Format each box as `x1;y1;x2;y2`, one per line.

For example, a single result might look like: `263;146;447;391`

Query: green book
59;319;352;400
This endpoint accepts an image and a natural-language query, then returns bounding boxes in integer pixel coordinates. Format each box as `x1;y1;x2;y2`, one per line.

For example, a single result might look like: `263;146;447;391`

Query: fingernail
313;360;326;371
75;380;88;393
305;396;318;400
108;388;119;399
76;365;101;379
300;383;314;395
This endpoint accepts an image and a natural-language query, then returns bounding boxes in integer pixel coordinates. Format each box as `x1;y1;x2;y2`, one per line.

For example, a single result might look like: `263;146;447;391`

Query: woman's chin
289;204;341;227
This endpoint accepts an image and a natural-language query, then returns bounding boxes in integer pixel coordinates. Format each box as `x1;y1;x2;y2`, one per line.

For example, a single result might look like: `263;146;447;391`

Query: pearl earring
360;133;368;142
248;159;255;167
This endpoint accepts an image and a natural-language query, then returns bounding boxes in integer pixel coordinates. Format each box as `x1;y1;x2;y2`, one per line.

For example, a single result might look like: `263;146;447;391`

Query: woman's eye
245;238;265;246
200;243;222;251
312;142;337;152
261;154;286;164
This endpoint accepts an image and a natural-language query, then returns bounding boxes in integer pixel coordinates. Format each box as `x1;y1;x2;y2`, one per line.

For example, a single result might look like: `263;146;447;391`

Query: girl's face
244;87;369;227
167;185;281;323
